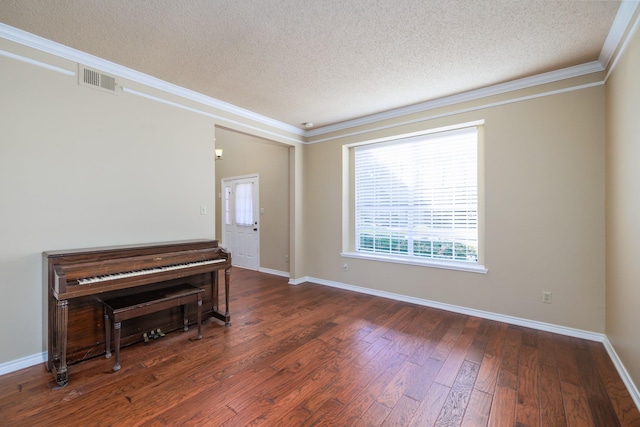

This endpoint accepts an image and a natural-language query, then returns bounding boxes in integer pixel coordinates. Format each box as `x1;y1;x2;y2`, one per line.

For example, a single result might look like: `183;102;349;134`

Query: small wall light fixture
214;148;223;160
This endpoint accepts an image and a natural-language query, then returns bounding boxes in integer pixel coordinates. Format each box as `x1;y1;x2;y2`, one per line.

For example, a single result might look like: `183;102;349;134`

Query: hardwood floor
1;268;638;426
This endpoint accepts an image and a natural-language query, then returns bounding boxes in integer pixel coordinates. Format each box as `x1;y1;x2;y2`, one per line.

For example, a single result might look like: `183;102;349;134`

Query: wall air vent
78;65;118;95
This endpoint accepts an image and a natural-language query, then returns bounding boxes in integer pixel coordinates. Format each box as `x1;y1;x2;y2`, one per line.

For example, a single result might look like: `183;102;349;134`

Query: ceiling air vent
78;65;118;95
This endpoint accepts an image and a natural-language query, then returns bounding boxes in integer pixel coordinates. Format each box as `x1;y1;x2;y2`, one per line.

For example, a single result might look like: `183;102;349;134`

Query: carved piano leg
113;322;121;372
46;291;55;372
104;309;112;359
208;268;231;325
197;298;203;339
53;299;69;387
224;267;231;326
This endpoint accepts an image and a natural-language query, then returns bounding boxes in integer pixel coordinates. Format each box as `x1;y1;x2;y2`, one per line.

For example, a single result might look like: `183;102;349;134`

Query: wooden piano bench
98;284;204;372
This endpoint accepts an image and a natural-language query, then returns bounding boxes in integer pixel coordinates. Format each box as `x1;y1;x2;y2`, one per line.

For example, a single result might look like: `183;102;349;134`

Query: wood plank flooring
0;268;638;426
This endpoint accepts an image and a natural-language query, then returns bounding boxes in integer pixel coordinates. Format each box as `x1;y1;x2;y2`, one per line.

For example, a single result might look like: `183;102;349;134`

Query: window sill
340;252;488;274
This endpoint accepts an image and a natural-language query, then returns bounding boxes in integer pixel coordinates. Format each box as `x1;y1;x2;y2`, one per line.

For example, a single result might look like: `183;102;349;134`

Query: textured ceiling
0;0;623;130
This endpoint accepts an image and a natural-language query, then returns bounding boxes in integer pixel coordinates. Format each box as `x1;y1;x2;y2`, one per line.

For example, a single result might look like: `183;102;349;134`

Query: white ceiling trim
305;61;604;139
122;86;301;145
0;23;304;139
1;0;637;143
307;81;604;145
308;1;639;139
0;39;302;145
0;49;74;76
605;3;640;83
599;1;640;68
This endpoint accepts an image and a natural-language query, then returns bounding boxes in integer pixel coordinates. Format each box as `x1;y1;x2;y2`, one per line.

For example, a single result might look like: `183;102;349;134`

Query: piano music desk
99;284;204;372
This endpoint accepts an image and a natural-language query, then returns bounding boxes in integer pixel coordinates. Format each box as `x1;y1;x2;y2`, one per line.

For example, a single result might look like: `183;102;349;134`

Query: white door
221;175;260;270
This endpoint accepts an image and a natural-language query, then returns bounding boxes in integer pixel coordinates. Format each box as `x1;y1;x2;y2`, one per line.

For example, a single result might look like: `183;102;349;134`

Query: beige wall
304;83;606;333
0;40;220;364
606;25;640;391
214;127;291;273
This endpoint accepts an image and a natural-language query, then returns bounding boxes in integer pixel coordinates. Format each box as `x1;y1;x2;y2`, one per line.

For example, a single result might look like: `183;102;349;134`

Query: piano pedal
143;332;150;344
156;328;165;337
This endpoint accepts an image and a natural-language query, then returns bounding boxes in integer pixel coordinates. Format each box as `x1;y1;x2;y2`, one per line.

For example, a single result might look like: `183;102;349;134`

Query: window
352;126;482;270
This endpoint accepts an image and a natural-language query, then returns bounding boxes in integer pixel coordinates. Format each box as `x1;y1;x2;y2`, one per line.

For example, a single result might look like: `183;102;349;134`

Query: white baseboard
603;336;640;409
304;275;640;407
233;265;290;278
0;352;46;376
288;275;309;285
257;267;290;278
305;276;604;341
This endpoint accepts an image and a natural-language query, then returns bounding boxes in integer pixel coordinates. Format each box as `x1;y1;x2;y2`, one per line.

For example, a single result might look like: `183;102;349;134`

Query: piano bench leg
182;304;189;332
113;322;121;372
104;311;112;359
197;298;202;339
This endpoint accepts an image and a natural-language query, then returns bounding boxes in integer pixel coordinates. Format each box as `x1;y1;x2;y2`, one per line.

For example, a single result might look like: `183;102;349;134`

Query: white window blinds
354;127;478;263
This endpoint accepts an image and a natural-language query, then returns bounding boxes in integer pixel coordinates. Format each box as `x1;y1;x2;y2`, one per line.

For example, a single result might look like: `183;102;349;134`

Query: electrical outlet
542;291;552;304
342;263;349;271
200;205;207;215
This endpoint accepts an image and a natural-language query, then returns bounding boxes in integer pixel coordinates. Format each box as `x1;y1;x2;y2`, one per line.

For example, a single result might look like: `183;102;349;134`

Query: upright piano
43;239;231;387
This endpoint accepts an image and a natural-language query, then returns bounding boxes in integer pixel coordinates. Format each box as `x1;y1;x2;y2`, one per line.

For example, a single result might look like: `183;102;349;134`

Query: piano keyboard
77;258;227;285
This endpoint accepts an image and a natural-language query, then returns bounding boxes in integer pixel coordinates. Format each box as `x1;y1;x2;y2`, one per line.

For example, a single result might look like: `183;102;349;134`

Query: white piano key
77;258;225;285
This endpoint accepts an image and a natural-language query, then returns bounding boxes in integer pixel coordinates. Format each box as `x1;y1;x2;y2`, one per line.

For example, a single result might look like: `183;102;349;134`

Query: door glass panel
224;186;232;225
234;182;254;226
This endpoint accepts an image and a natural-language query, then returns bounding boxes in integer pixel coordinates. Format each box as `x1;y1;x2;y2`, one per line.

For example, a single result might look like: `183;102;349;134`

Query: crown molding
0;23;304;138
2;0;637;143
0;49;74;76
599;1;640;68
306;81;603;145
306;1;638;138
604;2;640;83
121;87;302;145
305;61;604;138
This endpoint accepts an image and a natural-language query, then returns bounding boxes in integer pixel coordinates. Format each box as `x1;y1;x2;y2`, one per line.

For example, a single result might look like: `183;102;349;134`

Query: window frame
341;121;487;274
